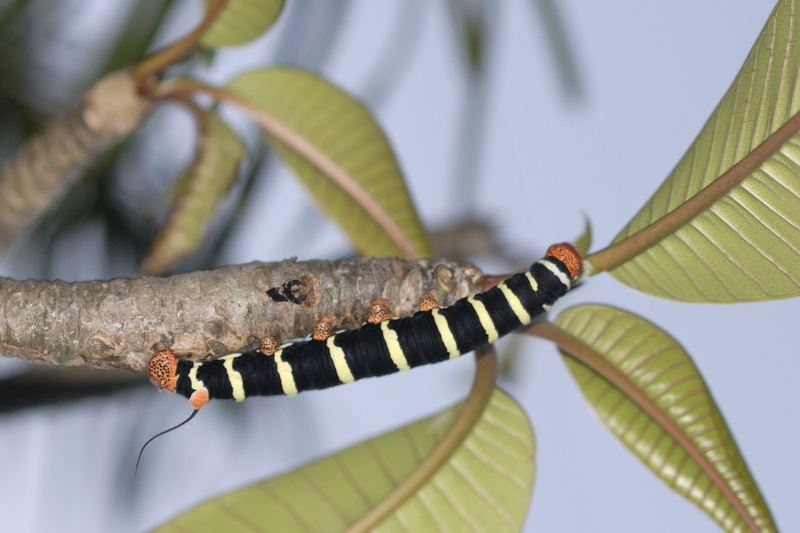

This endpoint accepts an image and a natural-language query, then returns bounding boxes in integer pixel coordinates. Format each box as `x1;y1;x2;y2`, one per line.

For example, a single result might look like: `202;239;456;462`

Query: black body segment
389;310;452;367
336;324;400;381
233;352;284;397
171;254;576;402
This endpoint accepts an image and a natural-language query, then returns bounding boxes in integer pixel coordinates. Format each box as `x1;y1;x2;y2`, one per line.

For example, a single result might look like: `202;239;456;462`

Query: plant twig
131;0;230;84
0;69;152;252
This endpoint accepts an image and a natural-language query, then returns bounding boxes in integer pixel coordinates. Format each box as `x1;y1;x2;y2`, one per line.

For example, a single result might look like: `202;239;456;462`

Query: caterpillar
146;243;582;409
136;244;582;473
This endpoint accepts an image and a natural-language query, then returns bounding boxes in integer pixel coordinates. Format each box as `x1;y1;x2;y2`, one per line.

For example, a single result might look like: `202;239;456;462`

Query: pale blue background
0;1;795;532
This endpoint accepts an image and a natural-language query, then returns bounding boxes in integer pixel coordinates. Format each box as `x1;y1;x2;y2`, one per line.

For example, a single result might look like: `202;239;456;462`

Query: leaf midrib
587;109;800;274
345;348;498;532
156;80;424;258
532;321;761;532
236;93;422;259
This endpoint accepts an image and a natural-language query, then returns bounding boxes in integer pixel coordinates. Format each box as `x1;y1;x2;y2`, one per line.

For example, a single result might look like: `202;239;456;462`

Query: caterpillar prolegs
147;244;582;409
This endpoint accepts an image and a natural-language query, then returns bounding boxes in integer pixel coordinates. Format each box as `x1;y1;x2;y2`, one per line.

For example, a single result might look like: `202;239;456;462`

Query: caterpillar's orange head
546;243;583;280
147;348;179;392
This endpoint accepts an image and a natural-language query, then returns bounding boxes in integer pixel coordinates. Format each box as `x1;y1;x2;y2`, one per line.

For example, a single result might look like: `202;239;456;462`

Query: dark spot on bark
266;274;317;307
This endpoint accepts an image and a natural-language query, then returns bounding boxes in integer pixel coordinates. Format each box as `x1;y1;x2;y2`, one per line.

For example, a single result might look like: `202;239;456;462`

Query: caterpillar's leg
367;299;391;323
418;291;439;312
312;317;335;341
260;335;281;356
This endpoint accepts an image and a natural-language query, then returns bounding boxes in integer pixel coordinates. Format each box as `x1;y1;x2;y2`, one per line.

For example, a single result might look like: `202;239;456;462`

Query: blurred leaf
526;0;585;100
445;0;490;76
200;0;285;49
227;68;433;258
573;217;592;256
152;388;534;533
142;109;244;274
599;0;800;302
551;304;776;532
105;0;176;72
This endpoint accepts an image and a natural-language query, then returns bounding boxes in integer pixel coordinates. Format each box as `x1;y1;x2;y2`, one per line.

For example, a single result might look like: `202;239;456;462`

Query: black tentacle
135;409;199;476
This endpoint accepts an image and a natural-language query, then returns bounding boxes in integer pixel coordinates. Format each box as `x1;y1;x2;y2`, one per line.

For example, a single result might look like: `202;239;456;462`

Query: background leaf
551;304;776;533
573;217;592;257
227;68;433;258
152;388;534;533
200;0;285;49
604;0;800;302
142;109;244;274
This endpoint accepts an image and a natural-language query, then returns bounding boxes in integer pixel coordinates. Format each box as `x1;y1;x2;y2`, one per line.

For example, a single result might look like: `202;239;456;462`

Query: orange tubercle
147;348;179;392
312;317;335;341
367;299;391;324
545;243;583;279
418;292;440;312
260;335;281;356
189;389;210;410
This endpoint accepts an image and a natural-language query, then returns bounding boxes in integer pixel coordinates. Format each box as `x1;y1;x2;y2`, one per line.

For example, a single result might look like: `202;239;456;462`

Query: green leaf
200;0;284;49
142;109;244;274
551;304;776;533
151;389;534;533
602;0;800;302
226;68;434;258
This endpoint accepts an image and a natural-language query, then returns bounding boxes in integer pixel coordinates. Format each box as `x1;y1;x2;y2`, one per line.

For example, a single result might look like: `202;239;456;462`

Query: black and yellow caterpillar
147;243;582;411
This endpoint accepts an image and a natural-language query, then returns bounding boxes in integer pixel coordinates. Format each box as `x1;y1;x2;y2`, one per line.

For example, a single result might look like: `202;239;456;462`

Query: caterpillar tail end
545;243;583;279
147;348;179;393
189;388;209;410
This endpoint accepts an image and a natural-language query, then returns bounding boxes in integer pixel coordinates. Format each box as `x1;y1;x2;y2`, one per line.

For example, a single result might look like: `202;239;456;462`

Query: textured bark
0;257;483;372
0;68;153;251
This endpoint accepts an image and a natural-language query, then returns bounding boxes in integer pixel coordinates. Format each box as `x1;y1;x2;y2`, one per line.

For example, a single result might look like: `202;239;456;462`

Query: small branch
586;108;800;274
0;69;152;252
0;1;234;251
132;0;230;84
0;257;483;372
